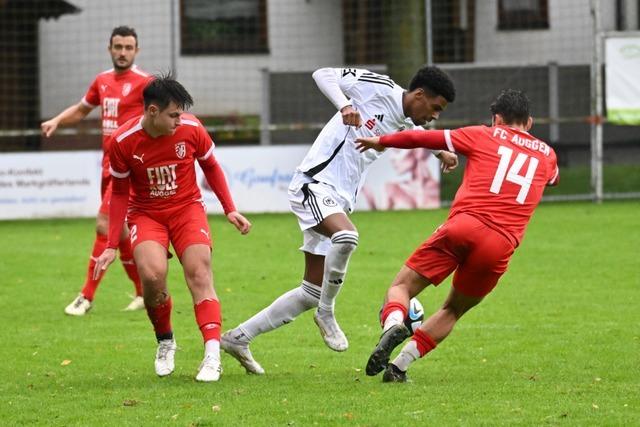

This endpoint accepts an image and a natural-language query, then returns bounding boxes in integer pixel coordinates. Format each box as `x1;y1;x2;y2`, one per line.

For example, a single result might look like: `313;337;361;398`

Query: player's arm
406;125;458;173
198;152;251;235
93;174;129;279
547;154;560;187
312;68;362;128
356;130;449;151
41;101;93;137
434;150;458;173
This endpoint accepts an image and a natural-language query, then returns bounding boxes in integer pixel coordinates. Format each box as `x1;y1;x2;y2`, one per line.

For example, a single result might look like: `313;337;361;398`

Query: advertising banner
0;145;440;220
0;151;102;220
200;146;440;214
606;37;640;125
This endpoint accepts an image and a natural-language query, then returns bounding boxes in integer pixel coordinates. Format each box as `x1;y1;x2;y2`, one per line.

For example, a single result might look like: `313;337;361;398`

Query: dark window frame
498;0;549;30
180;0;269;56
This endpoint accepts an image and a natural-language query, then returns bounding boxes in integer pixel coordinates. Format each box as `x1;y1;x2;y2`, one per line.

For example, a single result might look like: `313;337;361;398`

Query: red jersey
109;113;217;212
380;125;559;246
81;65;152;153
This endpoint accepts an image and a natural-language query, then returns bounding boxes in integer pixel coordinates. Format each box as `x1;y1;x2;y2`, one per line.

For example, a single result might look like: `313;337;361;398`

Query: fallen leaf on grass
212;405;221;412
60;360;72;366
123;399;139;407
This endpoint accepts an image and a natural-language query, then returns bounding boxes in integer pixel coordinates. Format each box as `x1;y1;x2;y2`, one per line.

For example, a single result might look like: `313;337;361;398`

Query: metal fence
0;0;638;202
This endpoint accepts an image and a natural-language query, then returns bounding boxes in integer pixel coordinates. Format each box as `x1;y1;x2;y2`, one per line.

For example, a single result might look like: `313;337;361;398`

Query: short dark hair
143;72;194;111
110;26;138;47
490;89;531;125
409;66;456;103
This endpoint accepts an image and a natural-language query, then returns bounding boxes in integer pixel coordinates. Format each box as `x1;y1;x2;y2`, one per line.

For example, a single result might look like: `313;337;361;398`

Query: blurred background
1;0;639;203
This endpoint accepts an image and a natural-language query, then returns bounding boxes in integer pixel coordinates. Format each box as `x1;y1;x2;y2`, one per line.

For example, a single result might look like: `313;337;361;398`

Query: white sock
318;230;359;313
391;340;421;372
204;339;220;358
237;281;321;341
383;310;405;332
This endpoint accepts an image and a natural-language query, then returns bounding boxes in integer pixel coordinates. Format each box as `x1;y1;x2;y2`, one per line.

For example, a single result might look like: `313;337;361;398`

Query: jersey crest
122;83;132;96
175;142;186;159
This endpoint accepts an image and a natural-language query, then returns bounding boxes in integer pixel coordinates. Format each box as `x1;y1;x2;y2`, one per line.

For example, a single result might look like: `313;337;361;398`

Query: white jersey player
221;66;458;375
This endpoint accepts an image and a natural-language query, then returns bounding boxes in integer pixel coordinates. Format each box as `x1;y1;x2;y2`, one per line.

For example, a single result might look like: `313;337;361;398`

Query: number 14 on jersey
490;145;539;204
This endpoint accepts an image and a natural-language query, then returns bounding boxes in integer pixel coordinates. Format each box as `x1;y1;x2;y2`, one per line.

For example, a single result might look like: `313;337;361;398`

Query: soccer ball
379;298;425;335
404;298;425;334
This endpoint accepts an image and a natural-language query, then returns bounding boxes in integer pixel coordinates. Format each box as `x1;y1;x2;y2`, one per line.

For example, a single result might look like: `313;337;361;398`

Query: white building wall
474;0;616;66
39;0;342;118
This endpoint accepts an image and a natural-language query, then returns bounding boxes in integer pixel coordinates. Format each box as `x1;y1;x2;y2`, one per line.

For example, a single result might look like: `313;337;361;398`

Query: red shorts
405;213;515;297
126;202;212;258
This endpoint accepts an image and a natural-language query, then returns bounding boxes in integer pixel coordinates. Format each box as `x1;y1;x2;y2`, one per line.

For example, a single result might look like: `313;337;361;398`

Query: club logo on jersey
322;196;337;207
147;164;178;198
122;83;132;96
175;142;186;159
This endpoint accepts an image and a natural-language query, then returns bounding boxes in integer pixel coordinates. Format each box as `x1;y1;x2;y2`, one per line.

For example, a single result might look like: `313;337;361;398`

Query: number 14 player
356;89;559;382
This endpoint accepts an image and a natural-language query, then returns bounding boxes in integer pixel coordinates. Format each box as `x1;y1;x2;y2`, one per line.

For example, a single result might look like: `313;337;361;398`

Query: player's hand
41;119;59;138
93;248;117;280
340;105;362;128
227;211;251;235
355;136;385;153
435;150;459;173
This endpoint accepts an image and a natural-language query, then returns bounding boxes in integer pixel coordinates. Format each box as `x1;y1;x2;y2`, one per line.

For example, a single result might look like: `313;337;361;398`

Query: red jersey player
41;26;152;315
93;74;251;382
356;89;559;382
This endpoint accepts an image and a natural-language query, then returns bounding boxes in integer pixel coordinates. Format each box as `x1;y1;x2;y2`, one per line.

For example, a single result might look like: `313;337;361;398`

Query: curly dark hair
490;89;531;125
409;66;456;103
110;26;138;47
143;72;194;111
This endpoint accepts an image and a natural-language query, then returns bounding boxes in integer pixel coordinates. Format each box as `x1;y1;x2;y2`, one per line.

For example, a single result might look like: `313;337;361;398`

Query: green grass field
0;201;638;426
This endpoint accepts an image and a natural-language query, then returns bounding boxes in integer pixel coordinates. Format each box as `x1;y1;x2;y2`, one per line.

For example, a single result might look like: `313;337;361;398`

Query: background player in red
41;26;152;315
93;74;251;382
356;89;560;382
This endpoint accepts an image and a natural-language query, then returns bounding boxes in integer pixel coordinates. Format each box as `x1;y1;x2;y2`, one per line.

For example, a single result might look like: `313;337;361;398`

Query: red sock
380;301;408;326
194;298;221;342
118;238;143;297
80;233;108;301
146;298;173;341
412;329;437;357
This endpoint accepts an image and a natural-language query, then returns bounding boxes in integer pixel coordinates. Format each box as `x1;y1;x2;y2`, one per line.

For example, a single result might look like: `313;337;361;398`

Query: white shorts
288;173;349;256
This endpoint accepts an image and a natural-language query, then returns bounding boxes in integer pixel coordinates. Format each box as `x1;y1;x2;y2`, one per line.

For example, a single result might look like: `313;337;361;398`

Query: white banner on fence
0;145;440;220
0;151;102;220
200;145;441;214
606;37;640;125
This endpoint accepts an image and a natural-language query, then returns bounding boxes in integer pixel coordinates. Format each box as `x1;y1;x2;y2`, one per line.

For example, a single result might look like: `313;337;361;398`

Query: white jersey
294;68;422;212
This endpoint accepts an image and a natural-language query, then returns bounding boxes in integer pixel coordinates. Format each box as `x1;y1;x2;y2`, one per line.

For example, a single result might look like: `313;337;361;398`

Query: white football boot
220;331;265;375
123;295;145;311
196;354;222;382
64;295;92;316
314;310;348;352
155;339;177;377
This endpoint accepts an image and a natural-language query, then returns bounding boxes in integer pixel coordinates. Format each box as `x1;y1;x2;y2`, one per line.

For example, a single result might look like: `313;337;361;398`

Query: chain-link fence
1;0;638;202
